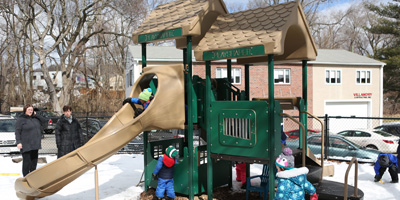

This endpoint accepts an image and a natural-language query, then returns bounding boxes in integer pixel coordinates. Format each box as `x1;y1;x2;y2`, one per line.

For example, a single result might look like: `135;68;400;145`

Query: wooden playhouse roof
132;0;227;48
193;1;317;63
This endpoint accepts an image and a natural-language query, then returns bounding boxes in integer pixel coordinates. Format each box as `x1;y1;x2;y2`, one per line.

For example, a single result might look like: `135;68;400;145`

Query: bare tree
1;0;116;112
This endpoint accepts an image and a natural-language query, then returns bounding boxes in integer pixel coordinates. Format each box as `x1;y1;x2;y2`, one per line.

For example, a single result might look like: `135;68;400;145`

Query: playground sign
138;28;183;43
202;45;265;61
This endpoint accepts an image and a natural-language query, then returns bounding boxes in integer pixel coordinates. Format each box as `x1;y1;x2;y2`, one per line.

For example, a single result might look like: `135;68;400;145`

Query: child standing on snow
152;146;178;200
274;147;318;200
122;88;153;117
374;153;398;183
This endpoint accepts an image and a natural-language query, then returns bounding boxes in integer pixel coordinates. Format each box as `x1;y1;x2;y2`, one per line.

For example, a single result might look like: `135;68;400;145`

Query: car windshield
0;119;17;132
373;130;393;137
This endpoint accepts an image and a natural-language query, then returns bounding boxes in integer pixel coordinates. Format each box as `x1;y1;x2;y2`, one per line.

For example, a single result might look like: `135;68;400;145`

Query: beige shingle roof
194;1;317;62
132;0;227;46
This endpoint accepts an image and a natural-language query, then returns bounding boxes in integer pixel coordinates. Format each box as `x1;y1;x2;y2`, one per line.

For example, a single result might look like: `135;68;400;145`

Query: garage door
325;101;371;133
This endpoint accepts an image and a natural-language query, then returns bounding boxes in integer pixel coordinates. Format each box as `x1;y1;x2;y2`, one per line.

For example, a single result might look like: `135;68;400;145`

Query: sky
1;154;400;200
223;0;392;13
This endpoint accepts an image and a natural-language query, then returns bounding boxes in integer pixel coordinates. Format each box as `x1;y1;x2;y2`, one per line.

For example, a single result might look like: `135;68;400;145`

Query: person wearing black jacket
15;104;47;177
55;105;83;158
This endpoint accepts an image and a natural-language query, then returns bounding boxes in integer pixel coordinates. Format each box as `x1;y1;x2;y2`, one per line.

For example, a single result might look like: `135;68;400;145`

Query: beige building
310;49;384;132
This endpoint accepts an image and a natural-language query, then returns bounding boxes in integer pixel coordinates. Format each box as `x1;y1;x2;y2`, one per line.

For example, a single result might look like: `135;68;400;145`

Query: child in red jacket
152;146;178;200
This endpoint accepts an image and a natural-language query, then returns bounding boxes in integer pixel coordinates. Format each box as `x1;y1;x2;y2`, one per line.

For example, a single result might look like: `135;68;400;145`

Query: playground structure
133;0;363;200
14;0;363;199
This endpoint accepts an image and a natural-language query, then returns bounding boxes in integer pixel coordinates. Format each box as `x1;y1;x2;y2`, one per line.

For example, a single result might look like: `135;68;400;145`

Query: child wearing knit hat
152;146;178;200
122;88;153;117
274;147;318;200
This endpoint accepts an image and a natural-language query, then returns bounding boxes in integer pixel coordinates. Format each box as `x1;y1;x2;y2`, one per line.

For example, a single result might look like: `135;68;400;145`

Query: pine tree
366;1;400;93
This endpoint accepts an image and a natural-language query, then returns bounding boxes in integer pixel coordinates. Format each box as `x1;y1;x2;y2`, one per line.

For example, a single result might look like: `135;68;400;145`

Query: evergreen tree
365;1;400;93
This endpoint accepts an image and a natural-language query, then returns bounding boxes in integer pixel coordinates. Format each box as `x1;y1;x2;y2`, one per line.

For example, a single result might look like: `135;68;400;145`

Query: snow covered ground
1;154;400;200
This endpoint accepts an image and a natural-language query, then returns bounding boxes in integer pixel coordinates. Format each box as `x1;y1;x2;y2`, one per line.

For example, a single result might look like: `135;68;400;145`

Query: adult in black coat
15;104;46;177
55;105;83;158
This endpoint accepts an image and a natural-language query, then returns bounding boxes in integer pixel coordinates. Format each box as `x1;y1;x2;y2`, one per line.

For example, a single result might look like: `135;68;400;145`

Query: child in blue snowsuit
274;148;318;200
152;146;177;200
374;153;398;183
122;88;153;117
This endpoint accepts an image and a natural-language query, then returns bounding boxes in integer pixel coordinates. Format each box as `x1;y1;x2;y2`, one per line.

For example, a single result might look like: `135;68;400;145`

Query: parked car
285;129;320;139
286;134;380;162
78;118;107;143
0;115;20;154
336;129;399;153
374;122;400;137
36;109;60;134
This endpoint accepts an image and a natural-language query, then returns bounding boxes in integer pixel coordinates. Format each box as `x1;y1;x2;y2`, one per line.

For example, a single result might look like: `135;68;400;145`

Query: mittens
122;98;132;105
310;192;318;200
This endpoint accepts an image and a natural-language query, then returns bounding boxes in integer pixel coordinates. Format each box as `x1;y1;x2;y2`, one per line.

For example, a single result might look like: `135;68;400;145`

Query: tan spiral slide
15;64;186;199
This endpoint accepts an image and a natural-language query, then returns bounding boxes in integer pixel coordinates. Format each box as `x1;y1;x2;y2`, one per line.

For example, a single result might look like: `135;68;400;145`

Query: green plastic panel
210;101;269;159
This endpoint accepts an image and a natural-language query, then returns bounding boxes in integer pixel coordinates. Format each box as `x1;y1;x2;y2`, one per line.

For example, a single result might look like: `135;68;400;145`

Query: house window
356;70;371;84
325;69;341;84
274;69;290;84
216;67;241;84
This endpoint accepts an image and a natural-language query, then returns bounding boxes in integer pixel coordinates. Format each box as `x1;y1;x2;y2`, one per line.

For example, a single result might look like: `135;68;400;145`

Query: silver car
0;115;19;154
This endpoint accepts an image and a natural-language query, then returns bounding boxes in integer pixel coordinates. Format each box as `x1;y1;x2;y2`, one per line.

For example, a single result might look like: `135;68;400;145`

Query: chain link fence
283;115;400;162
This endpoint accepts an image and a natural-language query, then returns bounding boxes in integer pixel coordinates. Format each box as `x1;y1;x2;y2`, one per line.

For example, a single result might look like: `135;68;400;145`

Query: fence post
86;112;89;143
324;114;329;160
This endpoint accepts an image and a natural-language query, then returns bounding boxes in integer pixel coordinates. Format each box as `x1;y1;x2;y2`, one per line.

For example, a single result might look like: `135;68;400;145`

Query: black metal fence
4;112;400;162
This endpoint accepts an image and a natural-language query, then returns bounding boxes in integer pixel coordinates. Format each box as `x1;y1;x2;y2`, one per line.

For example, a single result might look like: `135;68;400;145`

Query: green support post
300;60;308;149
205;60;213;200
245;64;250;186
245;64;250;100
227;59;232;83
141;43;149;192
227;59;232;100
268;54;276;200
183;48;189;148
186;36;194;200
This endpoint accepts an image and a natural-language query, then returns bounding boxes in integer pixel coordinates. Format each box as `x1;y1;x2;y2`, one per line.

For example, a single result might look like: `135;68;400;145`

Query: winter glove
310;192;318;200
122;98;132;105
152;173;158;180
374;174;381;182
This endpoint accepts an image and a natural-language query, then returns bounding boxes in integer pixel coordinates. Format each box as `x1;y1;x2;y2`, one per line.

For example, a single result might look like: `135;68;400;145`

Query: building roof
194;1;317;62
129;45;194;61
310;49;385;66
132;0;227;48
128;45;384;66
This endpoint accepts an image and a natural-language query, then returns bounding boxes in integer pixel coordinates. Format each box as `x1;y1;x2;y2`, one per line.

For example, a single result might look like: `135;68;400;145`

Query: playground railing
344;157;359;199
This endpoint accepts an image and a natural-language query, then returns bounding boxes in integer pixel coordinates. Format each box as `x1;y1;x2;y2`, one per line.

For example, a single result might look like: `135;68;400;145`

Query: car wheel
366;145;378;150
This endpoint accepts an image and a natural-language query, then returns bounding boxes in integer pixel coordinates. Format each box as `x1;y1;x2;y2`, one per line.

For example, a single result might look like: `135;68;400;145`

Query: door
325;101;371;133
